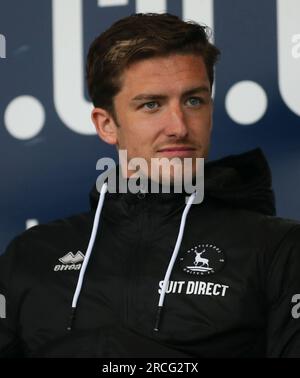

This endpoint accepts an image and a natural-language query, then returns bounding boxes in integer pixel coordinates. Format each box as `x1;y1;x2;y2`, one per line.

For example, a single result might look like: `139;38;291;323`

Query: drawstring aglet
154;306;163;332
67;307;76;331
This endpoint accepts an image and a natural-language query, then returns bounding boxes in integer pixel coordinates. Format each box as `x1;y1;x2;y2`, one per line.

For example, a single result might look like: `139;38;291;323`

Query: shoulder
197;200;300;254
228;209;300;269
215;202;300;240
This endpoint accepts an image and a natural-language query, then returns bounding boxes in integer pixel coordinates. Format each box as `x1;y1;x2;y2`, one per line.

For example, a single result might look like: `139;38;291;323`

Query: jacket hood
90;148;276;216
204;148;276;216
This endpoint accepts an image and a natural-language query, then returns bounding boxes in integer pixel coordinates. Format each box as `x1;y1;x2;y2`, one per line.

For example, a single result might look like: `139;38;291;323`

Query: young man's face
95;53;213;182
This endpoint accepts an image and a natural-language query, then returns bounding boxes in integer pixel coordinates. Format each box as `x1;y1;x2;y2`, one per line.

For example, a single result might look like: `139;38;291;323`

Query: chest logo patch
180;243;225;276
53;251;85;272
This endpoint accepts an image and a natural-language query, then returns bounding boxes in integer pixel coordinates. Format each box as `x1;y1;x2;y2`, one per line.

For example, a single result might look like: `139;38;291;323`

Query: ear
91;107;118;145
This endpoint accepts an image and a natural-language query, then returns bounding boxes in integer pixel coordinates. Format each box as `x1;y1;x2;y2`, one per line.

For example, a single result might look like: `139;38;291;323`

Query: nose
164;103;188;139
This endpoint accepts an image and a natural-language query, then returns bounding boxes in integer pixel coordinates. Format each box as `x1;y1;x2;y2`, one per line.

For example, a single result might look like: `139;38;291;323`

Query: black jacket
1;149;300;358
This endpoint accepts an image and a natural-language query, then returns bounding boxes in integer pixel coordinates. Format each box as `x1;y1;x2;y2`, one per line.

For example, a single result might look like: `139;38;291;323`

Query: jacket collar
89;148;276;216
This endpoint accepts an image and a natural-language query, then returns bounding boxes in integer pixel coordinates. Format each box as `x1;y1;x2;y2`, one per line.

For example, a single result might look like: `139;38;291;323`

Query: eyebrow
130;85;210;103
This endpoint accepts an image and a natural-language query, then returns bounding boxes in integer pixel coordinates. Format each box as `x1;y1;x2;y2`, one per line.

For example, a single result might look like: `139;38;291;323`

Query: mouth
156;146;196;158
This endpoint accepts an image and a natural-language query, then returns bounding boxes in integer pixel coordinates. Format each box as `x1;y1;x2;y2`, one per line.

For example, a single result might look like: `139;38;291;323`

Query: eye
186;97;204;107
142;101;159;110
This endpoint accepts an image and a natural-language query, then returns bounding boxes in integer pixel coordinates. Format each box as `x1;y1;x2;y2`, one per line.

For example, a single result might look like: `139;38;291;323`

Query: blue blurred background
0;0;300;253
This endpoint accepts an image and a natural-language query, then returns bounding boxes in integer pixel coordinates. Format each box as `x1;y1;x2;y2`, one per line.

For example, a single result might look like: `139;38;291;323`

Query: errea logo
54;251;85;272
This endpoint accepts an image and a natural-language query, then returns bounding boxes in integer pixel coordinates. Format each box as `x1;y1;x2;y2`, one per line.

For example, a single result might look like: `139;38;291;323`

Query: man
1;13;300;358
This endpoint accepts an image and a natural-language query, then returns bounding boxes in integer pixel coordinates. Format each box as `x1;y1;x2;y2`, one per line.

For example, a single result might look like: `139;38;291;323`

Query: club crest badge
180;243;225;276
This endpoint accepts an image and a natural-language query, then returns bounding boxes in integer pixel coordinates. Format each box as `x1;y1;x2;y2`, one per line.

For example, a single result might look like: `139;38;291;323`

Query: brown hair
86;13;220;117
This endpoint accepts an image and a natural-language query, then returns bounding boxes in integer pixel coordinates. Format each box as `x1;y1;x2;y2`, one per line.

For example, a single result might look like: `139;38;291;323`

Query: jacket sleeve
266;225;300;357
0;238;25;357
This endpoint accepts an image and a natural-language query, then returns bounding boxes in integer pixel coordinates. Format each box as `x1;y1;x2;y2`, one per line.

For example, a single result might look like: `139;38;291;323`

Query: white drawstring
154;191;197;332
67;182;195;332
67;182;108;330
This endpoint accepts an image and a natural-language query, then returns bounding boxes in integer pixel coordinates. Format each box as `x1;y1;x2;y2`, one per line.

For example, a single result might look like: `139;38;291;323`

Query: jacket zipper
124;193;147;326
